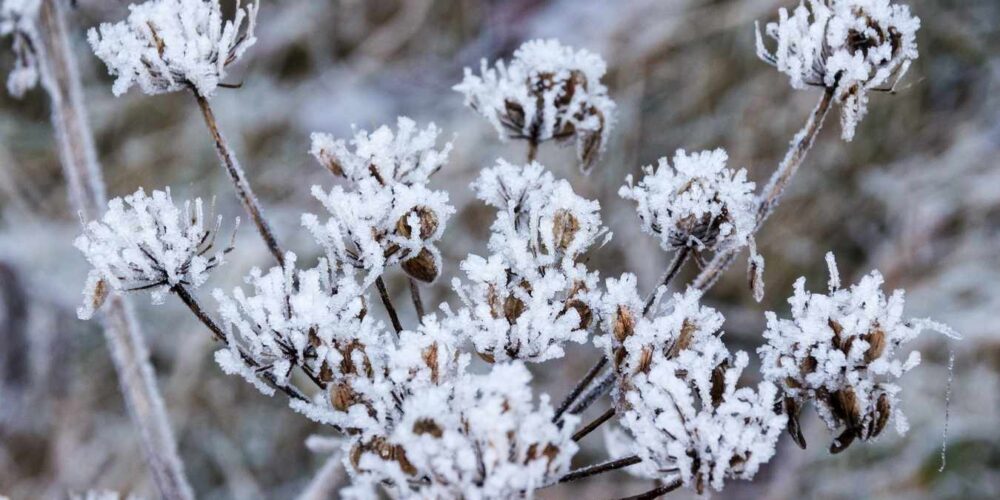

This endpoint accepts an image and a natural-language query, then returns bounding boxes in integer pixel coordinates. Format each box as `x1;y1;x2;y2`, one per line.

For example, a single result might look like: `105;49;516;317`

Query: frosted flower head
617;350;785;493
88;0;259;97
354;363;578;498
620;148;756;254
455;39;616;171
755;0;921;140
310;117;453;187
758;252;957;453
451;160;608;363
303;179;454;286
75;187;235;319
1;0;40;98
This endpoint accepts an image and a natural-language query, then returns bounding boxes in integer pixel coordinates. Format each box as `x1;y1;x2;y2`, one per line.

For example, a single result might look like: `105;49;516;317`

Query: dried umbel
0;0;39;98
310;117;453;187
612;345;785;493
756;0;920;140
303;179;453;286
620;148;756;256
356;363;578;499
596;277;726;409
451;161;606;362
455;39;616;171
88;0;260;97
75;187;235;319
758;253;957;453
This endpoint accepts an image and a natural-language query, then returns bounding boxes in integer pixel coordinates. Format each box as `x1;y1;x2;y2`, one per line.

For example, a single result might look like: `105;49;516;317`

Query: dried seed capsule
395;206;439;240
402;248;439;282
551;208;580;251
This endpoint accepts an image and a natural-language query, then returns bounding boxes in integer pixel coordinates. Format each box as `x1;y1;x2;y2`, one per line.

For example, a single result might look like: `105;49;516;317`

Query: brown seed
504;281;531;324
637;346;653;374
710;361;728;408
402;248;439;282
667;320;696;358
478;351;496;364
564;298;592;330
785;398;807;449
422;344;440;383
871;392;891;439
551;209;580;252
612;305;636;342
330;383;356;412
829;428;857;454
412;418;443;438
862;327;886;364
395;206;439;240
91;278;109;312
800;355;818;375
833;388;861;429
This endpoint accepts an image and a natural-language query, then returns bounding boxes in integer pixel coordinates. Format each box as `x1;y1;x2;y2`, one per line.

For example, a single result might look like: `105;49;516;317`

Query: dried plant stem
567;369;615;416
617;480;683;500
376;276;404;334
193;93;285;267
692;88;835;291
408;277;426;322
526;139;539;163
172;285;310;401
558;455;642;484
643;246;690;315
572;407;615;442
34;1;193;498
553;356;608;422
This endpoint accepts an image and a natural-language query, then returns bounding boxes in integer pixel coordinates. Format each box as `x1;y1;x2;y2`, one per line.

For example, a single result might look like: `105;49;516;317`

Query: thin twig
376;276;403;334
408;277;425;322
616;480;683;500
642;247;690;315
172;285;309;402
553;356;608;422
572;407;615;442
567;370;615;417
34;1;193;498
558;455;642;484
193;92;284;267
527;139;539;163
691;88;835;292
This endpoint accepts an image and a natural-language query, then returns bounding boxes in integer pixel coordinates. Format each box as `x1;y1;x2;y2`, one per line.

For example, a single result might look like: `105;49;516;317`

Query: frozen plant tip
620;148;756;255
88;0;259;97
75;188;236;319
758;252;958;453
755;0;920;140
310;117;453;187
455;39;616;170
0;0;39;97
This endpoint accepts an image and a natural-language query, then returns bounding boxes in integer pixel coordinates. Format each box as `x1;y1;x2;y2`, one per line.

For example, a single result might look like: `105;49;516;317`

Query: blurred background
0;0;997;498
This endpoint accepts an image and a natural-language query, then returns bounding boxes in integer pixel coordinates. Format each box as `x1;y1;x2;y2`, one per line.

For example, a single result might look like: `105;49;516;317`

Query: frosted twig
616;480;683;500
643;246;690;315
553;355;608;422
566;369;615;417
939;348;955;472
32;1;193;497
376;276;403;334
193;92;284;267
692;88;835;291
572;407;614;442
557;455;642;484
408;277;425;321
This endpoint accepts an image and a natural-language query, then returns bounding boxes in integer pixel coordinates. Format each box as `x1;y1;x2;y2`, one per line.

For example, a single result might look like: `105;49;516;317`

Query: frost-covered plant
455;39;616;171
354;362;577;499
75;187;235;319
755;0;920;140
759;253;957;452
88;0;260;97
450;160;607;362
599;277;784;492
310;117;453;187
620;148;756;255
0;0;39;97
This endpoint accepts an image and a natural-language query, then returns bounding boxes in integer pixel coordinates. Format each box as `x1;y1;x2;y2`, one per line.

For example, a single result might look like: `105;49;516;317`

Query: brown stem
193;93;285;267
553;356;608;422
558;455;642;484
691;88;835;292
376;277;403;334
408;277;425;322
35;2;193;498
572;407;615;442
527;139;539;163
172;285;310;401
617;480;683;500
643;247;690;315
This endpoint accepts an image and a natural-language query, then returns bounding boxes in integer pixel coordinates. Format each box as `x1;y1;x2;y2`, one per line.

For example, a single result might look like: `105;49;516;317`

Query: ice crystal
88;0;259;97
455;39;616;171
758;252;957;452
310;117;453;187
619;148;756;254
75;187;235;319
450;160;607;362
354;362;578;499
0;0;39;97
755;0;921;140
598;277;784;492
